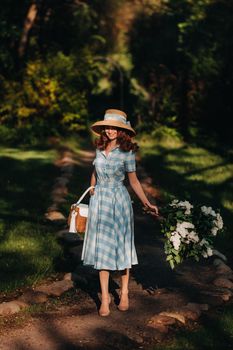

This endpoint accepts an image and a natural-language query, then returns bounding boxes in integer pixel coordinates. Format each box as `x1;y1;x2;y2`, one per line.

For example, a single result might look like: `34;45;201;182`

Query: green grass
0;146;63;294
0;136;94;295
0;147;56;160
0;146;58;220
138;132;233;254
0;221;62;292
137;131;233;350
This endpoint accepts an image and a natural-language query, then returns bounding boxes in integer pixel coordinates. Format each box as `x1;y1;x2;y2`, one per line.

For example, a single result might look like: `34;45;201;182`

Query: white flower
177;222;194;230
170;232;181;250
164;201;222;267
211;227;218;236
202;251;208;258
199;238;209;247
170;200;193;214
207;247;213;256
201;205;207;213
176;223;187;238
215;213;223;230
202;246;213;258
187;230;199;243
176;222;195;239
201;206;216;217
181;201;193;215
182;222;195;229
170;199;179;206
184;208;192;215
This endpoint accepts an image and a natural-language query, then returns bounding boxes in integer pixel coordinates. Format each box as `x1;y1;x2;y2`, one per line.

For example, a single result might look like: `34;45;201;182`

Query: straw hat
91;109;136;136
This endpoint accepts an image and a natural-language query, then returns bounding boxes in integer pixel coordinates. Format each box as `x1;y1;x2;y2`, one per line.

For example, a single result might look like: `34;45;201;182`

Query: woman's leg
99;270;110;316
118;268;129;311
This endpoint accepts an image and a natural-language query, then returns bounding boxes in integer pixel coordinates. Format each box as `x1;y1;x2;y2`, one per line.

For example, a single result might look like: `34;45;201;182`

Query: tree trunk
18;2;38;59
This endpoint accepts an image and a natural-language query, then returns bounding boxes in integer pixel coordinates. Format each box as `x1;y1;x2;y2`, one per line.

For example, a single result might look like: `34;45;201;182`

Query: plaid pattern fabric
81;147;138;270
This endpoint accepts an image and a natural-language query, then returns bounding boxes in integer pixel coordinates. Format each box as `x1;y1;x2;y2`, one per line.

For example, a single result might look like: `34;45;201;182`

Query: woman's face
104;126;118;140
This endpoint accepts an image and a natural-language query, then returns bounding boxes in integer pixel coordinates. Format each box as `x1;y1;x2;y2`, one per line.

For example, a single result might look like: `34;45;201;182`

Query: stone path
0;144;232;350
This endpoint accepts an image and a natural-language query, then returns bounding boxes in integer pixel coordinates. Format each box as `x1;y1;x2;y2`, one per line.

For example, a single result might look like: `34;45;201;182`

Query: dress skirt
81;183;138;270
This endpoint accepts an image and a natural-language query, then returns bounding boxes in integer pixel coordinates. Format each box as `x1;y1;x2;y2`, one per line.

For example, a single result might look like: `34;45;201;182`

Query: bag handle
76;186;95;205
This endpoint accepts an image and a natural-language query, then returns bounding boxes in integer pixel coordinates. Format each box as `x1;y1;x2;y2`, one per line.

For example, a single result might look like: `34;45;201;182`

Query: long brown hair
95;128;138;152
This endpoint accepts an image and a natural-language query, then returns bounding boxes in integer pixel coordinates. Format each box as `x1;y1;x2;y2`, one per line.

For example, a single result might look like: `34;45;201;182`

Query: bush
0;51;97;138
0;125;18;145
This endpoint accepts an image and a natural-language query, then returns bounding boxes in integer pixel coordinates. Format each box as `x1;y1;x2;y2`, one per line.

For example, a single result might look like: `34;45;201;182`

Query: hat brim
91;120;136;136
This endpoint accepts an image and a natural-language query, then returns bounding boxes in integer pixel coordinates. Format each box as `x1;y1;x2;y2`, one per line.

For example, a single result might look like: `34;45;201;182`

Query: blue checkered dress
81;147;138;270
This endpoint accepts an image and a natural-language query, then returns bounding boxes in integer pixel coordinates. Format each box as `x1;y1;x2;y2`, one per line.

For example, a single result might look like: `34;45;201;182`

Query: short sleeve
124;151;136;172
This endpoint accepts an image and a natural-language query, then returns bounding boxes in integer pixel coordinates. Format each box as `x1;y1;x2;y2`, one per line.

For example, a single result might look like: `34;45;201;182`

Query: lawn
0;146;63;294
138;131;233;256
0;137;94;295
1;133;233;349
137;130;233;350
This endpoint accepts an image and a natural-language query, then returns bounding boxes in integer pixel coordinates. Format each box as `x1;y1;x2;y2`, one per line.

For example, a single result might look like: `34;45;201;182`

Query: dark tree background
0;0;233;145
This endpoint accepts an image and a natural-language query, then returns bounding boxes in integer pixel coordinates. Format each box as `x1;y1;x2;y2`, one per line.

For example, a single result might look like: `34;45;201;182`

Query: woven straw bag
68;186;94;234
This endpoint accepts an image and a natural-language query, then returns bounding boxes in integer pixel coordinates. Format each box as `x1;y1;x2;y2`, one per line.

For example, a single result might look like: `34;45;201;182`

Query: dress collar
101;145;119;157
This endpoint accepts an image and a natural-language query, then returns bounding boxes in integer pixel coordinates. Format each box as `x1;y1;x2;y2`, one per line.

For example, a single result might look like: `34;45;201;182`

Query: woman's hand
90;187;95;196
143;202;159;217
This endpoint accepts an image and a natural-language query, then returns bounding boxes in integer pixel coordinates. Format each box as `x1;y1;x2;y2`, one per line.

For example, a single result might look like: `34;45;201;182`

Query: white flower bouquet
160;199;224;269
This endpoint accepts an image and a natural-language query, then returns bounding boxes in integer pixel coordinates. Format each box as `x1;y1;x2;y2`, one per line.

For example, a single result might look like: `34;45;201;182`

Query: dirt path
0;146;230;350
0;213;188;350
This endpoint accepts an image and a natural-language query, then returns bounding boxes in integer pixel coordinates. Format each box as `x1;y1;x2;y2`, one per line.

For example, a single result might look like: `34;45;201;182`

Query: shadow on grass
130;142;233;285
0;155;58;221
0;152;61;293
0;143;95;294
141;144;233;238
0;250;43;293
0;220;63;293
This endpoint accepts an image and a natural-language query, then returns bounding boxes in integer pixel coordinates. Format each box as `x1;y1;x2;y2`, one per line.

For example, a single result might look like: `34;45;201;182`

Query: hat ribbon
104;113;127;124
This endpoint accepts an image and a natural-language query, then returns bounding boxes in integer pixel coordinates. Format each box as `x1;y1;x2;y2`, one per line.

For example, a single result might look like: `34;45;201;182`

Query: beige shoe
118;291;129;311
99;294;111;317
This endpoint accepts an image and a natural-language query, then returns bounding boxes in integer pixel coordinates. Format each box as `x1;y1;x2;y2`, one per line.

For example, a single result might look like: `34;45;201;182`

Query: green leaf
174;255;181;263
171;248;179;255
169;260;175;269
166;255;173;261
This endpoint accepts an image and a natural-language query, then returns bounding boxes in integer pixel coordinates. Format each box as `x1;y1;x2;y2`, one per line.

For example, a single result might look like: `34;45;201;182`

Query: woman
81;109;158;316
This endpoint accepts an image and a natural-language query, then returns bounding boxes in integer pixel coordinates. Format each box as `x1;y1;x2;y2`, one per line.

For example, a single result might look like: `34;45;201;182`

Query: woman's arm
90;170;96;195
127;171;158;215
